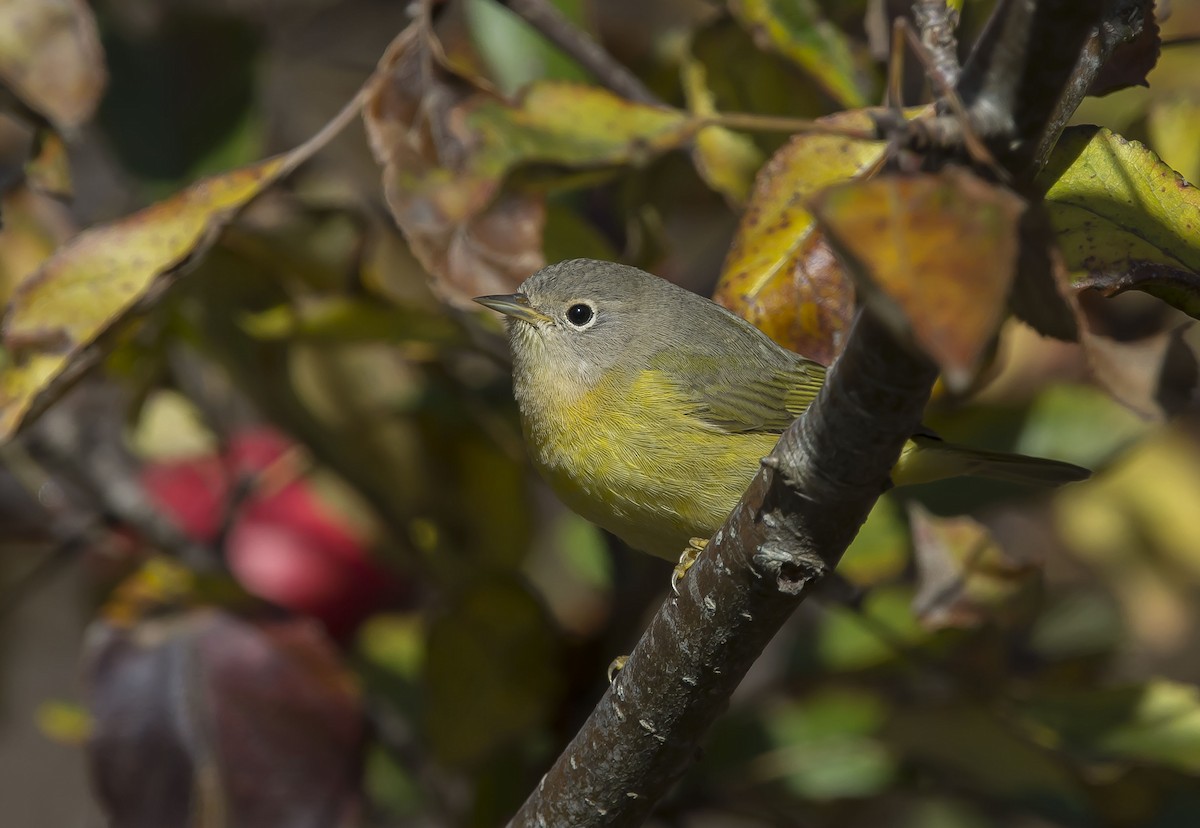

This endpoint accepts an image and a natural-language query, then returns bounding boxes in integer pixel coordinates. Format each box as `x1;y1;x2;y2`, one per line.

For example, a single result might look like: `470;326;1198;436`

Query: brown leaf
811;169;1026;390
0;0;106;130
85;602;364;828
909;504;1041;631
364;31;702;307
1082;322;1199;421
1087;0;1160;97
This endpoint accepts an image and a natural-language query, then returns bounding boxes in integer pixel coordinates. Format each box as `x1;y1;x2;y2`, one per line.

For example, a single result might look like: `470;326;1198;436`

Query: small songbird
476;259;1089;562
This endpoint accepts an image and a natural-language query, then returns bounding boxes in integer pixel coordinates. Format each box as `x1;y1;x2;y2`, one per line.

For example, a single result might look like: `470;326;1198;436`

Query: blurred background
2;0;1200;825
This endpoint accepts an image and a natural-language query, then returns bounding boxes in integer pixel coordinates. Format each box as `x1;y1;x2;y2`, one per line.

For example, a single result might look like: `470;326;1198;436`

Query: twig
497;0;662;105
912;0;962;89
0;535;91;620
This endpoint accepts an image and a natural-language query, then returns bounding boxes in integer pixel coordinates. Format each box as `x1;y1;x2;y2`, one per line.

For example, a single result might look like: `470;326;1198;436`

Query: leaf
85;604;365;828
811;169;1026;389
729;0;871;108
714;109;887;364
25;127;72;198
886;705;1089;816
1019;681;1200;774
680;52;764;206
241;298;464;346
909;503;1039;631
424;577;561;766
1040;126;1200;319
0;0;105;130
755;689;895;800
1086;1;1160;97
1148;97;1200;188
0;183;74;307
1081;323;1199;421
0;86;366;440
363;30;700;307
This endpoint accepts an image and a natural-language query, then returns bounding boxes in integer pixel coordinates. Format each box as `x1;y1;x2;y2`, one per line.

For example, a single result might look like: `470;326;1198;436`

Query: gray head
474;258;700;389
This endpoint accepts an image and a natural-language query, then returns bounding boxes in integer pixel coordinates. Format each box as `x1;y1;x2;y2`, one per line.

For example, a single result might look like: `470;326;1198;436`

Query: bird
476;258;1089;563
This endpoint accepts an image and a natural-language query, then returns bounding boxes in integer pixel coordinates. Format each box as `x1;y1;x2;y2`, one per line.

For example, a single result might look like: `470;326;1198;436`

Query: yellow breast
520;367;777;560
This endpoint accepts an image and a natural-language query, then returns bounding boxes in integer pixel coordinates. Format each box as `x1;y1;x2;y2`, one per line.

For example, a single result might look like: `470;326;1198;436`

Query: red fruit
141;428;400;638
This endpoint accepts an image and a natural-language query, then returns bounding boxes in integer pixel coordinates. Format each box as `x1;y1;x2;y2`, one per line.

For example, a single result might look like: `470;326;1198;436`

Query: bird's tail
894;435;1091;487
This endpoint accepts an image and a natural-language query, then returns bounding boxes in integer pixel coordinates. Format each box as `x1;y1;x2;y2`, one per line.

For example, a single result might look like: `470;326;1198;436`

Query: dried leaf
1082;323;1199;421
1086;0;1160;97
364;32;699;307
1040;126;1200;319
0;85;367;440
811;169;1025;389
85;603;364;828
0;0;105;129
729;0;871;108
715;109;887;363
909;504;1040;631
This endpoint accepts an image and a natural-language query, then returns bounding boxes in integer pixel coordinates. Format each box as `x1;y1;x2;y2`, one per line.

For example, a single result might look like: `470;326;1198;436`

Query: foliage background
1;0;1200;826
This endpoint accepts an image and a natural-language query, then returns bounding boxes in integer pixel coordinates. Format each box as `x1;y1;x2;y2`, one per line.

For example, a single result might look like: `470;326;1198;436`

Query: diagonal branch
509;313;937;826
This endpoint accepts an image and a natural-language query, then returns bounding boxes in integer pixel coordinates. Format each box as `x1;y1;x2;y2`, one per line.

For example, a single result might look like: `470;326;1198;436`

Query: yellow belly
522;370;778;560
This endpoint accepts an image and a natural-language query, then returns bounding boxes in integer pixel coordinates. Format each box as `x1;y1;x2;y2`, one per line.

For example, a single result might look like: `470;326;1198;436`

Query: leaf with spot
714;109;887;365
1040;126;1200;319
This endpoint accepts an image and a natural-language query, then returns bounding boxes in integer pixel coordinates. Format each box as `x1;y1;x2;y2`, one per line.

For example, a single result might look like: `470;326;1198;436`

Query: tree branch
956;0;1153;181
509;315;937;826
913;0;962;89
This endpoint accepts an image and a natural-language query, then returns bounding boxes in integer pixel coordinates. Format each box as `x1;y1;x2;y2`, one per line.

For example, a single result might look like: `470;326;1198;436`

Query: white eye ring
565;302;597;329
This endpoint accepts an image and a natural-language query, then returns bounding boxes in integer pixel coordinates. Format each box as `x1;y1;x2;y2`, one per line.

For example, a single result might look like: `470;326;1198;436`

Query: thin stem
497;0;661;105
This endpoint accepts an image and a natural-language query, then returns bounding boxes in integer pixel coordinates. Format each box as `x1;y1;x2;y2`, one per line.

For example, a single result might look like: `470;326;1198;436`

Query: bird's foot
671;537;709;595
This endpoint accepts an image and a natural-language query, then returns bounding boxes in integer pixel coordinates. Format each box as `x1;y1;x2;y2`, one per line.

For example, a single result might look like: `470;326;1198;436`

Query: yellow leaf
715;108;887;364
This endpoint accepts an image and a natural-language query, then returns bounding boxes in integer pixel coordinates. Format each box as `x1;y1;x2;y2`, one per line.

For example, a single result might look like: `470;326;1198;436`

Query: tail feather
895;435;1091;487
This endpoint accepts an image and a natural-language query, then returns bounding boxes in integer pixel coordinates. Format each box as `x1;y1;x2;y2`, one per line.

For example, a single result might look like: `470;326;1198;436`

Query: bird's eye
566;303;594;328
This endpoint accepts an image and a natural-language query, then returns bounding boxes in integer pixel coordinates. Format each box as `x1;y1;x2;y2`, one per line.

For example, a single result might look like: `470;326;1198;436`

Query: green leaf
887;705;1089;818
1040;126;1200;318
240;298;463;346
1020;682;1200;774
815;585;928;672
729;0;871;108
466;83;695;176
424;577;561;766
758;688;896;800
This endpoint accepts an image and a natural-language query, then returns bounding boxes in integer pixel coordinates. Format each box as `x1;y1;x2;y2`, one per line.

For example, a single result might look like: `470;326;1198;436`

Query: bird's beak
473;293;552;324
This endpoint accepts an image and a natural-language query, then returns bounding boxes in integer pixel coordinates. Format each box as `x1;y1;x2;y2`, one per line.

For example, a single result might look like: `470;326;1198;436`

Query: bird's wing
645;350;827;434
